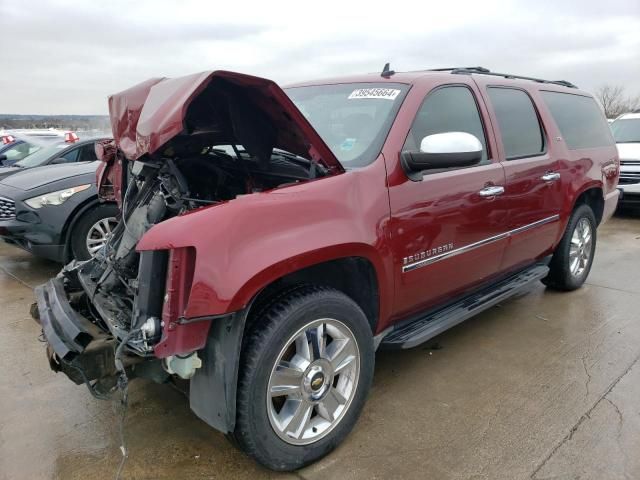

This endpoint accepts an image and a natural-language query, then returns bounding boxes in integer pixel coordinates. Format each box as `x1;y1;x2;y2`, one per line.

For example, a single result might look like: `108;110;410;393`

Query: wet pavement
0;213;639;480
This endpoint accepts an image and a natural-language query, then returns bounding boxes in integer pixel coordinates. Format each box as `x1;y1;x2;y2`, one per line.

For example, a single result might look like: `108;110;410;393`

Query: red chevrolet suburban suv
35;66;619;471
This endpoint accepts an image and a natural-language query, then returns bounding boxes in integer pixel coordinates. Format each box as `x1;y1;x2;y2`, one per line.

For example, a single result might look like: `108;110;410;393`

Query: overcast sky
1;0;639;115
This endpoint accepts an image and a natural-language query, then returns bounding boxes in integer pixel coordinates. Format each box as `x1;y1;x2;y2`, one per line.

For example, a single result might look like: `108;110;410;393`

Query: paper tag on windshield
348;88;401;100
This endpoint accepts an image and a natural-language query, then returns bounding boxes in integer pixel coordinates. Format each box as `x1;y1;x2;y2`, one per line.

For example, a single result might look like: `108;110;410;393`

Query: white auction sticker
348;88;401;100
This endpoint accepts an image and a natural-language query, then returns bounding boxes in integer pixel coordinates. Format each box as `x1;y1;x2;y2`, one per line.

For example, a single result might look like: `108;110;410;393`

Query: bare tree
595;85;640;119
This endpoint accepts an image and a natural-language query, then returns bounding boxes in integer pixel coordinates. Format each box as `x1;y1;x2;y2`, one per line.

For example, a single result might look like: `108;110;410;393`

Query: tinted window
487;88;544;159
79;142;98;162
541;91;614;149
403;86;488;163
58;146;80;163
610;118;640;144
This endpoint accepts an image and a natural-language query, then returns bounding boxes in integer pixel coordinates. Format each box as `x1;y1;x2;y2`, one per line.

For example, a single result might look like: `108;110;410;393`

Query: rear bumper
34;278;117;384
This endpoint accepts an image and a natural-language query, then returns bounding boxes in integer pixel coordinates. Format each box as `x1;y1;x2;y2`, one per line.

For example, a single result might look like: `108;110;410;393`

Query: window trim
402;83;493;165
486;85;548;161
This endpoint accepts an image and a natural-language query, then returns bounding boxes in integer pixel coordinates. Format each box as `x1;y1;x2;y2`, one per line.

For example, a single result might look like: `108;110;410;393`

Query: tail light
2;135;15;145
64;132;79;143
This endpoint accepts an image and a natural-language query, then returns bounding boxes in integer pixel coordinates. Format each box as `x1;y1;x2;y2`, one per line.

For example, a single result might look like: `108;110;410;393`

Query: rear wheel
231;286;374;471
70;204;119;260
543;204;597;291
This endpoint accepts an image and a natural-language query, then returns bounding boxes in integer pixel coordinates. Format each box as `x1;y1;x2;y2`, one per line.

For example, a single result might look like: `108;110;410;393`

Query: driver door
387;83;509;319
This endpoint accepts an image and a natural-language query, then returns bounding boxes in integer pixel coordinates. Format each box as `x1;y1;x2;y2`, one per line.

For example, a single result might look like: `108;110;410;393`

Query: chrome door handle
541;172;561;182
478;185;505;197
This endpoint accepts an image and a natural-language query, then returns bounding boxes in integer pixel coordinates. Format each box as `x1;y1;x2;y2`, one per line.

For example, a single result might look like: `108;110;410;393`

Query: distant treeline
0;114;111;131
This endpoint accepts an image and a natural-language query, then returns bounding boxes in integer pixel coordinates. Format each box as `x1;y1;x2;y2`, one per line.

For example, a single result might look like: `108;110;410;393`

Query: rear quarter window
540;91;614;149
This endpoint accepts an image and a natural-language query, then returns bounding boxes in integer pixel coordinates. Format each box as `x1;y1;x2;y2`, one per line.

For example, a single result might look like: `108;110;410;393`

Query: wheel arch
243;255;381;334
59;196;102;262
571;184;604;225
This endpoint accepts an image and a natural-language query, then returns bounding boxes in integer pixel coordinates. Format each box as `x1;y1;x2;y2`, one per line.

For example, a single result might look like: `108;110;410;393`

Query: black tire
231;285;374;471
542;204;597;291
70;204;120;261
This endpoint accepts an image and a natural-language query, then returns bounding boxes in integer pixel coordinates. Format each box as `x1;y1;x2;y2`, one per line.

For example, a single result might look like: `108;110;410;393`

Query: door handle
478;185;505;197
541;172;561;182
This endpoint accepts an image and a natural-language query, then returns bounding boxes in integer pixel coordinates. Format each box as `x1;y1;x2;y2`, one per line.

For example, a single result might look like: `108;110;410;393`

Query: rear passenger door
480;85;563;272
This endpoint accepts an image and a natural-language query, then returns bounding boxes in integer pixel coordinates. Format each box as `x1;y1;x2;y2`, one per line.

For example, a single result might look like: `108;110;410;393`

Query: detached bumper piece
34;278;117;385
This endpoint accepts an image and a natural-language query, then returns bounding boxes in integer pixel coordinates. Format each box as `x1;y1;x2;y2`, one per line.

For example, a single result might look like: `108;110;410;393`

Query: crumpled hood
108;70;343;172
617;142;640;161
0;162;98;191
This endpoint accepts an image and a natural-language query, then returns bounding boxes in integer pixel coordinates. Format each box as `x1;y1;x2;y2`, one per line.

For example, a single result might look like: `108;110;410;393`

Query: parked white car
611;112;640;206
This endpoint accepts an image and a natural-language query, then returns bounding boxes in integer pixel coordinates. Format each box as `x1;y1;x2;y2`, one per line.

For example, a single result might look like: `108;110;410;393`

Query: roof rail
429;67;577;89
428;66;491;73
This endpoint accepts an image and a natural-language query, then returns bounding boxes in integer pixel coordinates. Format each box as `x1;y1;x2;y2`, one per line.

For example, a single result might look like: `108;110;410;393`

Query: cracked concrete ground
0;213;639;480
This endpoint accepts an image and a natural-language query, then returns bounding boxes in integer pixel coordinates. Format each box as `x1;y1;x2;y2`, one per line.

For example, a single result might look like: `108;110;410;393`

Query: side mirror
0;154;7;164
401;132;483;181
50;157;68;165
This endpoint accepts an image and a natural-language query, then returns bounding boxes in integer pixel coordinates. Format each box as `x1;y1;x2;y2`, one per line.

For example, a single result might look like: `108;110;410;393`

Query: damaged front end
34;70;343;408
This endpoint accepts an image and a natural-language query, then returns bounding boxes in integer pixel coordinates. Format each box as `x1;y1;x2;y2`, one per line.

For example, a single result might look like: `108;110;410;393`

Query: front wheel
70;204;120;261
543;204;597;291
232;286;374;471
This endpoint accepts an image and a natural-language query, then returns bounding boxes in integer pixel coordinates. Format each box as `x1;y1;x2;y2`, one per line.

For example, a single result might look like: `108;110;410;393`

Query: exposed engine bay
38;70;342;392
63;146;327;360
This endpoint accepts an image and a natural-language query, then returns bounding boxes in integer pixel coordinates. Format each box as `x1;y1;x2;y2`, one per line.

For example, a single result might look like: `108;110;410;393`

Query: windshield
286;82;409;167
611;118;640;143
15;143;68;168
1;142;42;163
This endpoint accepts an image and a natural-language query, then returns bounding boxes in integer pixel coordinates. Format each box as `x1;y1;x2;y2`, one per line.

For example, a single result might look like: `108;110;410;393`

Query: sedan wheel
70;204;121;261
86;217;118;256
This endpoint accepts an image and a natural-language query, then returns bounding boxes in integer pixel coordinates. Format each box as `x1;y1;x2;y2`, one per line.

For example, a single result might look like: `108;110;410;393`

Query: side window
58;147;80;163
487;87;545;159
540;91;614;149
403;86;489;164
79;142;98;162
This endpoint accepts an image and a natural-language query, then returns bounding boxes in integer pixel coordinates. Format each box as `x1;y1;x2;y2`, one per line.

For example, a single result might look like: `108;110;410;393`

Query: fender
136;159;394;325
554;166;606;248
561;178;603;219
228;243;387;312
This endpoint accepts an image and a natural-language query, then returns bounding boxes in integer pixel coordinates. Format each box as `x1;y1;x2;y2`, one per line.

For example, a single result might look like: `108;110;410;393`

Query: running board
380;264;549;349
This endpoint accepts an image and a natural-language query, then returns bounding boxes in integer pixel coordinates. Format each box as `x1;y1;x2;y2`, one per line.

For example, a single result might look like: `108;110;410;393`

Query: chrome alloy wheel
85;217;118;256
569;217;593;277
266;318;360;445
